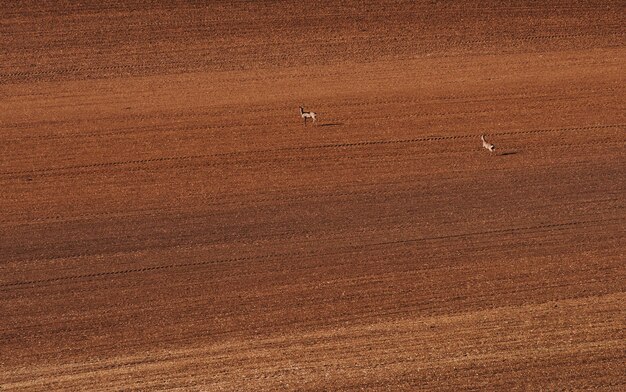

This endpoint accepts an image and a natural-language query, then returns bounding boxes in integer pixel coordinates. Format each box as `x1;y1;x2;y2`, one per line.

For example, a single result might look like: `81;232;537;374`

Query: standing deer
299;106;317;126
481;135;495;152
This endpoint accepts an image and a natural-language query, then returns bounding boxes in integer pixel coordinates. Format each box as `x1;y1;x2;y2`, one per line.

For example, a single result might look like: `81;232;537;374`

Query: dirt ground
1;1;625;390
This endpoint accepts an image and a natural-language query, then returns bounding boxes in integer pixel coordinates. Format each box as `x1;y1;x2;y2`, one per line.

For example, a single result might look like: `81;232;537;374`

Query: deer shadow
318;122;343;127
498;151;519;156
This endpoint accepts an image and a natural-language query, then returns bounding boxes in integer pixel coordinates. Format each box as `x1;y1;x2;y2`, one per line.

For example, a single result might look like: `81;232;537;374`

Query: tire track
1;142;621;193
5;189;623;267
2;138;623;182
4;85;620;142
1;177;621;227
1;124;623;180
2;217;622;290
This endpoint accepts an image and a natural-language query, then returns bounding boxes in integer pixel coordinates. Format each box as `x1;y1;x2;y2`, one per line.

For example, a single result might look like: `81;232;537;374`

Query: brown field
1;1;625;390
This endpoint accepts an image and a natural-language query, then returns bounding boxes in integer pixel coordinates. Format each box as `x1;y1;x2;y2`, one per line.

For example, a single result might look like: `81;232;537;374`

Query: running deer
481;135;495;152
299;106;317;126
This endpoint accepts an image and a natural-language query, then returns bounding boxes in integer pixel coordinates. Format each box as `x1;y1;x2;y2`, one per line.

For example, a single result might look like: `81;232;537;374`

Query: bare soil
1;1;625;390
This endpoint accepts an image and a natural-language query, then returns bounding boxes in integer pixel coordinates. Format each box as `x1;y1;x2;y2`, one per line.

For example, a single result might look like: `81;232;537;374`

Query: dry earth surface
1;1;625;390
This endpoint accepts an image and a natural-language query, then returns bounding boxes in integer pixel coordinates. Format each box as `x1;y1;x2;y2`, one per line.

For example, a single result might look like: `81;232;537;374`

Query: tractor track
0;177;622;227
3;85;621;141
2;216;622;290
1;124;623;180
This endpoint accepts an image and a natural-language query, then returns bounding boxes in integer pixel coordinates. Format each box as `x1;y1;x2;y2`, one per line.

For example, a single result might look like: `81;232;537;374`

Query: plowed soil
1;1;625;390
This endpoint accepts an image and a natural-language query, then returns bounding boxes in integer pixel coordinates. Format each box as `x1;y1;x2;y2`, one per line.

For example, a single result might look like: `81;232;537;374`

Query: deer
481;135;495;152
299;106;317;126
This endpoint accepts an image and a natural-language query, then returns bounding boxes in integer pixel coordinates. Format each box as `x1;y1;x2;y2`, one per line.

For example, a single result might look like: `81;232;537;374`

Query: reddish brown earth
1;1;625;390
